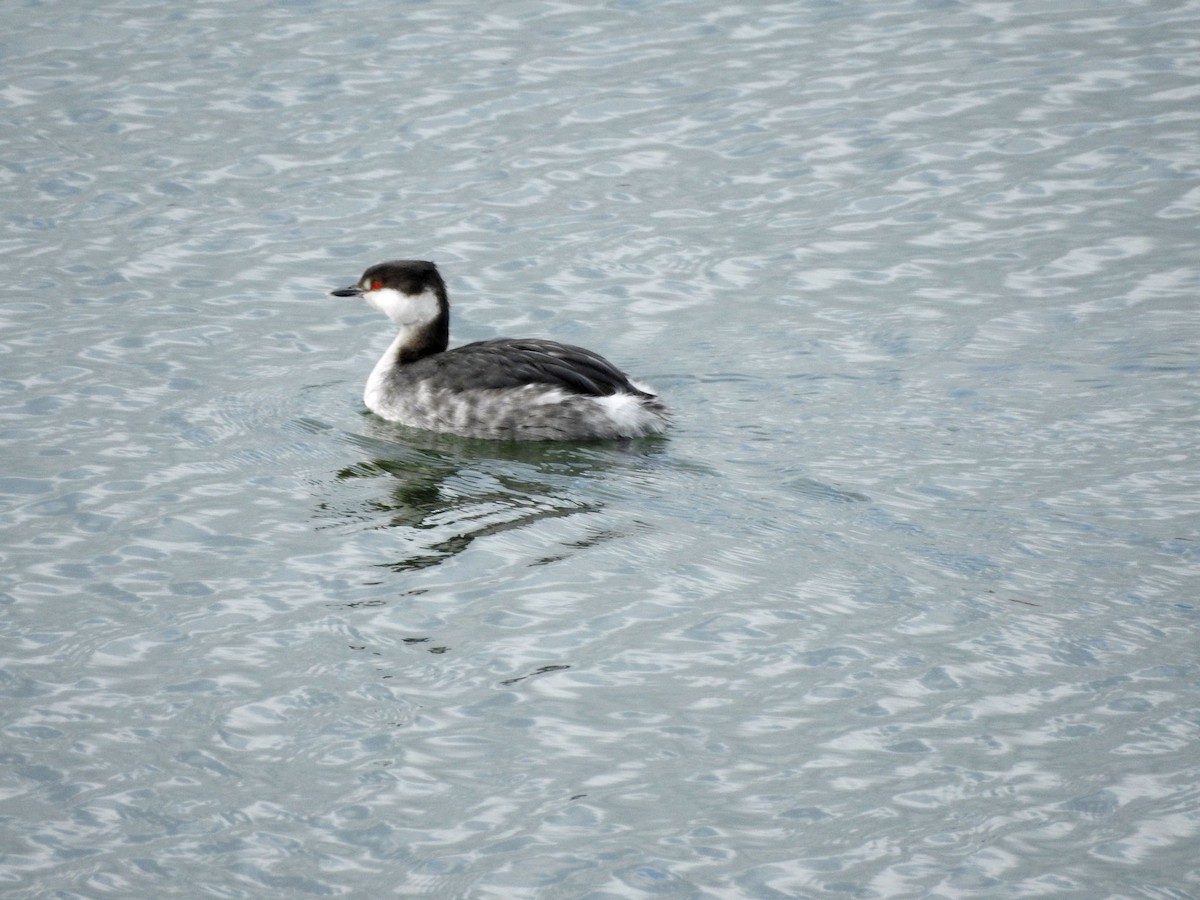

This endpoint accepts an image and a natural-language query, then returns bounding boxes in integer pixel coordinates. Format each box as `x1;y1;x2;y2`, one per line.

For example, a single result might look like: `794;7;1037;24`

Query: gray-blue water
3;0;1199;896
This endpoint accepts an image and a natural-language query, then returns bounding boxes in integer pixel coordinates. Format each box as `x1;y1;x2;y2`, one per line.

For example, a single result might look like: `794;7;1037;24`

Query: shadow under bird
330;260;670;441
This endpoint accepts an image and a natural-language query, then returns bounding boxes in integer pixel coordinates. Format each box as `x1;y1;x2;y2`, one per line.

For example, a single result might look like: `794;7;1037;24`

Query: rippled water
3;0;1199;896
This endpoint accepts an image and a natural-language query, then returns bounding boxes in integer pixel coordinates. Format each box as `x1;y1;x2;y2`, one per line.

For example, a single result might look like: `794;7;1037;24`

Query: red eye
370;280;383;291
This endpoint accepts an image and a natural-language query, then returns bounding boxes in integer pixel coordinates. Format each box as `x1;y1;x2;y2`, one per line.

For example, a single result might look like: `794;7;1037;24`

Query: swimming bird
330;260;670;441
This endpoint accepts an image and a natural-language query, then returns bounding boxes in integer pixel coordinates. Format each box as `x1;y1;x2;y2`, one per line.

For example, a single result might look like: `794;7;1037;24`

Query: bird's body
331;260;669;441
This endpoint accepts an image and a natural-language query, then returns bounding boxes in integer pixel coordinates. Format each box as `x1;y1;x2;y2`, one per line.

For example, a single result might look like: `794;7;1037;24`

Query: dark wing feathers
417;338;648;397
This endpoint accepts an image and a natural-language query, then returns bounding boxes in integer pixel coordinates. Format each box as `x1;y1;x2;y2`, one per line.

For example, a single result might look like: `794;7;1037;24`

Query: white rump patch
594;391;667;437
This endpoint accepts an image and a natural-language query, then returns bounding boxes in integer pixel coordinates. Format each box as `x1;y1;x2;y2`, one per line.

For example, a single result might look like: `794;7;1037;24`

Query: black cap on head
330;259;444;297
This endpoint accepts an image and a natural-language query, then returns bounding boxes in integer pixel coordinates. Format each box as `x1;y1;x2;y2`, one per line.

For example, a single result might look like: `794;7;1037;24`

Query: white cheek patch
365;287;441;326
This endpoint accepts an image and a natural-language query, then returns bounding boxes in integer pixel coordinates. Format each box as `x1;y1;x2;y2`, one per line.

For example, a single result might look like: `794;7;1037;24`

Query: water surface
3;0;1199;896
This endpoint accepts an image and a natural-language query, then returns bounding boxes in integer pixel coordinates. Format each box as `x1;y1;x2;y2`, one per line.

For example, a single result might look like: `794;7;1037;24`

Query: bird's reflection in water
318;416;668;573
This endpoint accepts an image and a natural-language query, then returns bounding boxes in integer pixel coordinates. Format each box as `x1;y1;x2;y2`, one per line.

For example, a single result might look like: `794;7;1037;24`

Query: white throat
364;331;408;414
360;286;443;416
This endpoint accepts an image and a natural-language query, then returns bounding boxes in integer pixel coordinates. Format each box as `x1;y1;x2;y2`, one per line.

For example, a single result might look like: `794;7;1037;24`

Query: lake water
3;0;1199;896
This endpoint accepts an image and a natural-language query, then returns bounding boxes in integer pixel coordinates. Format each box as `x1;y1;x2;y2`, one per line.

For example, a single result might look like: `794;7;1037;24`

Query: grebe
330;260;670;441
